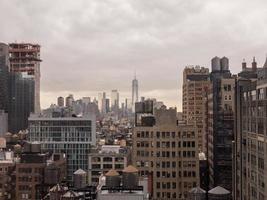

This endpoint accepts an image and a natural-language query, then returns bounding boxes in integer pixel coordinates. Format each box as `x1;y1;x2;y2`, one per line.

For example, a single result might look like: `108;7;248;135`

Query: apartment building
234;58;267;200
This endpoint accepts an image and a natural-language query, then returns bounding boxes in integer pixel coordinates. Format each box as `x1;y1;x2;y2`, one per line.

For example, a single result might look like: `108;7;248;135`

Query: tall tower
182;66;210;153
132;72;138;111
207;56;234;191
8;43;42;133
111;89;119;112
0;43;9;112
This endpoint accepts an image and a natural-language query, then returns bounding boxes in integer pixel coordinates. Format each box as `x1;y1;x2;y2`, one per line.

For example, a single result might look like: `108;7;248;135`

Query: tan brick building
133;107;199;199
182;66;210;153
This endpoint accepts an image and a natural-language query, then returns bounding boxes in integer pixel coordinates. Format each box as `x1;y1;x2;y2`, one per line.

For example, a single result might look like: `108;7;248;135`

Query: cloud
1;0;267;110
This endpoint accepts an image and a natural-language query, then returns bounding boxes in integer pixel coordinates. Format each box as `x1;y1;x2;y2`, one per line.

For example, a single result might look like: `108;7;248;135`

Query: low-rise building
88;145;129;185
15;142;66;200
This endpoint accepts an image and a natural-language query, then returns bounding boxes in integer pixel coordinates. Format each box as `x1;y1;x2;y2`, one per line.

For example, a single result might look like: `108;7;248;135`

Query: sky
1;0;267;111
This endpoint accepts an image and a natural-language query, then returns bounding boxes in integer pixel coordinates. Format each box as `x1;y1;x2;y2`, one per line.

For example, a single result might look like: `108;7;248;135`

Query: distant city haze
1;0;267;110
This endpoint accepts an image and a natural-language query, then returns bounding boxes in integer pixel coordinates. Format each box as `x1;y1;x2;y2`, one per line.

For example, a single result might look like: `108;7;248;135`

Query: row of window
136;150;196;158
136;131;195;139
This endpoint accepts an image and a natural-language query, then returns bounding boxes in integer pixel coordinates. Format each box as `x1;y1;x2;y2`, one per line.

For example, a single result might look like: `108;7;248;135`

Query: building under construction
8;43;42;133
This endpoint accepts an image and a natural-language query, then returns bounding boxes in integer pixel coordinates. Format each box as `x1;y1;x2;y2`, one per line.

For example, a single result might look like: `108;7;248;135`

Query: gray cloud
1;0;267;110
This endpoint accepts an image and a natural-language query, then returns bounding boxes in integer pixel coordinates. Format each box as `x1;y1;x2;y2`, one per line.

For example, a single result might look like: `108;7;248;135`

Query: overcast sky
1;0;267;111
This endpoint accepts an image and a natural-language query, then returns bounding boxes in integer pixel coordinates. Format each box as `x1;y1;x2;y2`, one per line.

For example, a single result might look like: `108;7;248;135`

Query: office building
98;92;107;115
182;66;210;152
82;97;91;105
88;145;129;185
57;96;64;107
133;107;199;199
65;94;74;107
233;58;267;200
132;74;139;112
28;114;96;182
105;99;110;113
8;43;42;133
111;90;119;112
0;43;9;113
207;56;235;191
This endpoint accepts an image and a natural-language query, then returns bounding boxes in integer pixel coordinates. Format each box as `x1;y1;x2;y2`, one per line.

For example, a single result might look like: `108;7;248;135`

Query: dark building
207;56;235;191
0;43;9;113
8;43;42;133
233;58;267;200
15;142;66;200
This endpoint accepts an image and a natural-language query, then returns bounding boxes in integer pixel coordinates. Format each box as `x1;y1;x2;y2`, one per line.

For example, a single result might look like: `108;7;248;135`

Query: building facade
28;115;96;182
132;75;139;112
111;90;119;112
207;56;235;191
88;145;129;185
15;144;66;200
133;107;199;199
8;43;41;133
182;66;210;152
234;58;267;200
0;43;9;113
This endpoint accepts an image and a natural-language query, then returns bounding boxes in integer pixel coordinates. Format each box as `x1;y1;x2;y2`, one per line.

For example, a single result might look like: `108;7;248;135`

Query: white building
28;114;96;182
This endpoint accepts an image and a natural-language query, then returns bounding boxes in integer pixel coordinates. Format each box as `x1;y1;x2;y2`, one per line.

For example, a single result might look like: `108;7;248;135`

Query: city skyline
1;0;267;110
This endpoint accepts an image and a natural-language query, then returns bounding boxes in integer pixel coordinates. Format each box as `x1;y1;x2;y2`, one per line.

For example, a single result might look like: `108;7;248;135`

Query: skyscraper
8;43;42;133
57;96;64;107
65;94;74;107
0;43;9;113
132;73;139;111
111;89;119;112
182;66;210;153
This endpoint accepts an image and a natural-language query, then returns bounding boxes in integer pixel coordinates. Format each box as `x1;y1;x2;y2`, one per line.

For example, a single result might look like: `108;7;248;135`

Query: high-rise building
0;110;8;137
207;56;235;191
28;114;96;182
233;58;266;200
98;92;107;115
82;97;91;105
105;98;110;113
111;90;119;112
182;66;210;152
8;43;42;133
0;43;9;113
65;94;74;107
132;74;139;111
133;107;199;199
57;96;64;107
